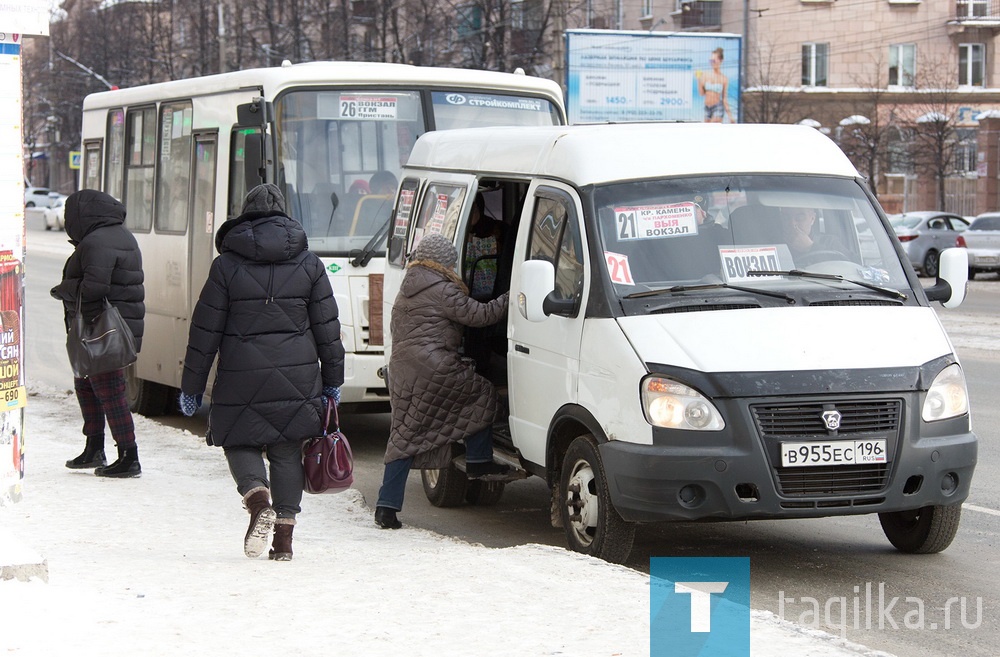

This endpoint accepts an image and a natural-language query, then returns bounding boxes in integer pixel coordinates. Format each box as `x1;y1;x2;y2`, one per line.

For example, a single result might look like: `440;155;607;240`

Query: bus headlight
642;376;725;431
922;363;970;422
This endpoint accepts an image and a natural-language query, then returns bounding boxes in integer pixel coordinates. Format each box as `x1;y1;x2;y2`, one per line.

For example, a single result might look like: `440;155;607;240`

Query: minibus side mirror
924;248;968;309
519;259;555;322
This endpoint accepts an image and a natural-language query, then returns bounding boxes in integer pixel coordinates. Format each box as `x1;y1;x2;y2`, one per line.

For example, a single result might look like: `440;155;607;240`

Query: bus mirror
237;99;273;127
519;259;556;322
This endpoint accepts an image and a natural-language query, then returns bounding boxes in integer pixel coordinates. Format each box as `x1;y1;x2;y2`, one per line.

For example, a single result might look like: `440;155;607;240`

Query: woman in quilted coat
179;184;344;561
376;233;509;529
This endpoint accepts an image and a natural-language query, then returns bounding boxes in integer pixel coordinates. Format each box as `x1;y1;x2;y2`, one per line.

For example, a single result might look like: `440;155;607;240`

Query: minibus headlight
642;377;725;431
922;363;970;422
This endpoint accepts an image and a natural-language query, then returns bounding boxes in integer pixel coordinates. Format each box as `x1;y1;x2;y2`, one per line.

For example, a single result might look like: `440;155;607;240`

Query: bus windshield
275;88;561;256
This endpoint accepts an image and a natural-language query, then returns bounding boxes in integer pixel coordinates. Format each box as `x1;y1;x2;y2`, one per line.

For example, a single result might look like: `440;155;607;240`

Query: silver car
888;211;970;277
958;213;1000;279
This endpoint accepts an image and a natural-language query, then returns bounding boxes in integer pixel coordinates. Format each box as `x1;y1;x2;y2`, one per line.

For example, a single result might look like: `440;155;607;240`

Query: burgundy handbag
302;398;354;494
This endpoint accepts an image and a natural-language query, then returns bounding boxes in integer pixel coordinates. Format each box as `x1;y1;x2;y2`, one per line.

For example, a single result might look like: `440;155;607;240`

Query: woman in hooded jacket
50;189;145;478
179;184;344;561
375;232;510;530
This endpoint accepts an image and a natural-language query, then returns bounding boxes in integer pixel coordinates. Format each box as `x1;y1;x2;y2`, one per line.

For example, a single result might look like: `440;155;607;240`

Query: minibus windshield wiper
747;269;908;301
349;217;391;268
624;282;795;304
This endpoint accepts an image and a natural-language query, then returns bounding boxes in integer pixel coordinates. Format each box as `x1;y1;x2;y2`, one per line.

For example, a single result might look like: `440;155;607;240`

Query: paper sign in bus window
339;95;399;120
720;246;782;283
615;203;700;241
605;251;635;285
426;194;448;234
393;189;415;238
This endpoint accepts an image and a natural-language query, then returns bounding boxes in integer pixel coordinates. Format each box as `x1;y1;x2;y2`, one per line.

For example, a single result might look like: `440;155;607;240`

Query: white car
43;196;66;231
24;186;65;209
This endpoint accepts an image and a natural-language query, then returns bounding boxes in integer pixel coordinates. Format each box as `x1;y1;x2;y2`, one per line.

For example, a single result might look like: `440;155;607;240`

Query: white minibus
78;61;565;414
383;122;976;563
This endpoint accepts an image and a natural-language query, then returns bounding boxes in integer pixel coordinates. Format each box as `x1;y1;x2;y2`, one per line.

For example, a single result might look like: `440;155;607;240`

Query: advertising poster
0;33;26;505
565;29;741;124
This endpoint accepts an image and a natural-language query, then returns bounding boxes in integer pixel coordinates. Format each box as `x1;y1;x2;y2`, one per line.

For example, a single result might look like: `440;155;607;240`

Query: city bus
78;61;566;415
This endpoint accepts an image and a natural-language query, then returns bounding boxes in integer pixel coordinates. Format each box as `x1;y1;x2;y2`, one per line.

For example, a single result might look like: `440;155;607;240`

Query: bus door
189;133;218;313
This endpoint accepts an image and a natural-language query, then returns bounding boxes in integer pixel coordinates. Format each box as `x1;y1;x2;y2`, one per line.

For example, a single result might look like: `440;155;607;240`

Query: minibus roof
404;123;862;185
82;61;564;110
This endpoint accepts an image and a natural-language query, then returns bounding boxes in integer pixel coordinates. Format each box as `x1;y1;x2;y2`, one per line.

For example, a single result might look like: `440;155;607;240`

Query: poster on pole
565;29;741;125
0;34;26;505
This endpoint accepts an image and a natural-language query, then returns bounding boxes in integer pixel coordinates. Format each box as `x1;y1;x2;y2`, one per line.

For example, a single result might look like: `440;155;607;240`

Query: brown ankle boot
242;487;276;559
269;518;295;561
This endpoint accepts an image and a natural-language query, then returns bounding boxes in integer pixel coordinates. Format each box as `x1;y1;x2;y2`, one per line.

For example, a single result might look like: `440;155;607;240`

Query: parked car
24;187;66;209
888;211;970;277
43;195;66;231
957;212;1000;279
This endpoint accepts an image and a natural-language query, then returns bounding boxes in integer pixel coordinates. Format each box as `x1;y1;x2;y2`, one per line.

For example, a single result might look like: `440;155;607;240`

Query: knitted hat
242;183;286;214
412;233;457;269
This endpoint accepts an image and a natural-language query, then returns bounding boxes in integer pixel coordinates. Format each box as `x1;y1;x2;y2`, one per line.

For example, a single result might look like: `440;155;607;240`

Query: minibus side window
527;192;584;315
411;183;467;249
155;101;194;233
105;109;125;201
82;140;102;192
124;106;157;232
388;178;420;267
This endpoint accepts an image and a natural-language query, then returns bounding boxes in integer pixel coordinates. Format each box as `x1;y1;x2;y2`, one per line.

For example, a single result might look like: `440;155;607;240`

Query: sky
0;382;898;657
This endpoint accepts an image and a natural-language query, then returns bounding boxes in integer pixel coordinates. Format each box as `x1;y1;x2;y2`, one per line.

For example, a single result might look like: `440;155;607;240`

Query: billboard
565;30;741;124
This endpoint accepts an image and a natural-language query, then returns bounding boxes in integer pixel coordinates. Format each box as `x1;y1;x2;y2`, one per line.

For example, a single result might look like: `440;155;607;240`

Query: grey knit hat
412;233;457;268
242;183;286;214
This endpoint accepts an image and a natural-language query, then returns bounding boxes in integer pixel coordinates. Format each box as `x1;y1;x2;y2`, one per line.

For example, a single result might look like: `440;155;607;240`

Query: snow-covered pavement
0;383;895;656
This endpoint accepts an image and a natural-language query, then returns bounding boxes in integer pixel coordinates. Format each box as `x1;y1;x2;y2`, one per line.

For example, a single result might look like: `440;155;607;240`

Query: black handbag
66;296;137;378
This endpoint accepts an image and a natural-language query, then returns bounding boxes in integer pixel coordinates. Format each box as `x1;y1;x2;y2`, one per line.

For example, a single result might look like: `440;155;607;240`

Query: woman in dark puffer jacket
51;189;145;478
179;184;344;561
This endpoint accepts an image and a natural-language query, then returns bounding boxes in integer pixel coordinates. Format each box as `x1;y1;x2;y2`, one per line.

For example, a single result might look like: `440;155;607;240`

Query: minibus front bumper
598;425;977;524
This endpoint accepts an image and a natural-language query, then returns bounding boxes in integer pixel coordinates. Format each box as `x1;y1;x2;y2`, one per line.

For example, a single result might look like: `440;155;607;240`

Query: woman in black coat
179;184;344;561
50;189;145;478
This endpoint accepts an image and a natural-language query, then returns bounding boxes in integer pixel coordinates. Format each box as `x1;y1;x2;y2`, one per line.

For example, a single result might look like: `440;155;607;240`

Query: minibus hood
617;306;953;373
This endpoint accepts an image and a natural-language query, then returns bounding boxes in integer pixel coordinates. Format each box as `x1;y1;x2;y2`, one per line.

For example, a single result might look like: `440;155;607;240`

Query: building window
802;43;829;86
959;43;985;86
958;0;988;17
888;44;916;86
642;0;653;17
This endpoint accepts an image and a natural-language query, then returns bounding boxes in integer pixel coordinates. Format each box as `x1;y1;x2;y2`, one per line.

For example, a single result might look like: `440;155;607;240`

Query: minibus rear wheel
559;434;635;564
878;504;961;554
422;461;468;507
124;364;172;416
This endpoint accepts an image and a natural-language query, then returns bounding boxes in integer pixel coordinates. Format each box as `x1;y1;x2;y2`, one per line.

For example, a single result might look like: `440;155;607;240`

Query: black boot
374;506;402;529
95;444;141;478
66;435;106;470
466;460;512;479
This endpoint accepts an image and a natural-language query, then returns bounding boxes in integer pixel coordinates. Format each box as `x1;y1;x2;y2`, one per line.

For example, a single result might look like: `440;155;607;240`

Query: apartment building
584;0;1000;212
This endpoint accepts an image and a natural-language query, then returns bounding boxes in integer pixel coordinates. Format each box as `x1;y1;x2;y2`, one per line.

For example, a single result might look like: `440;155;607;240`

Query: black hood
64;189;127;245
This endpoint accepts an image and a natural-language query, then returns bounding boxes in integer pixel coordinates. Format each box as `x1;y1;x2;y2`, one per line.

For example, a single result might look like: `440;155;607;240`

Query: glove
323;386;341;407
179;392;203;417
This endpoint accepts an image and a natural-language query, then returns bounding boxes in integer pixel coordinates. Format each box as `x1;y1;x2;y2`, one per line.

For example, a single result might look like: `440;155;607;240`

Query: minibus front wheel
560;434;635;564
878;504;962;554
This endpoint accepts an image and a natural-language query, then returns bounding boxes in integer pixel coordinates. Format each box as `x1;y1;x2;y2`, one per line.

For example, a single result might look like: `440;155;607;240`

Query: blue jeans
376;427;493;511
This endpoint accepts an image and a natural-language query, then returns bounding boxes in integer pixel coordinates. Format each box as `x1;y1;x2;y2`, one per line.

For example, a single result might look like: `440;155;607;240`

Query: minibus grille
775;463;889;496
752;399;901;498
752;400;900;436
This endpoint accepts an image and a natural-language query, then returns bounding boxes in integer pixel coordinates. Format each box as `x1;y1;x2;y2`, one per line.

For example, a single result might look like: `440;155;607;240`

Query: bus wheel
879;504;961;554
560;434;635;563
125;364;172;416
422;462;468;508
466;480;505;506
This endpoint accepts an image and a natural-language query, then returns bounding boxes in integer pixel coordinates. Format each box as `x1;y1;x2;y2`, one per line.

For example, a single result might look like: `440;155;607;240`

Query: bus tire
125;364;172;417
560;434;635;564
879;504;961;554
466;480;505;506
421;462;468;508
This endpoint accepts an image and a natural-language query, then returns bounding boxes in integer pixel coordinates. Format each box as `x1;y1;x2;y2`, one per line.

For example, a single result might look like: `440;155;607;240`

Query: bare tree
906;63;967;212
